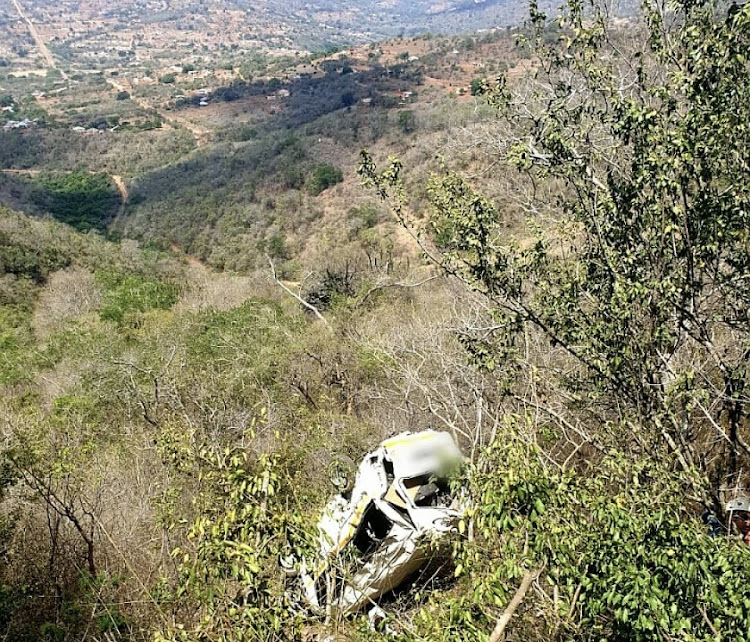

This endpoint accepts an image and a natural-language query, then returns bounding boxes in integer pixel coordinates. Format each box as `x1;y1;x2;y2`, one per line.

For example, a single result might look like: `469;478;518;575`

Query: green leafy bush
397;110;417;133
307;163;343;196
469;77;486;96
154;428;318;642
97;271;178;326
0;230;70;284
408;433;750;642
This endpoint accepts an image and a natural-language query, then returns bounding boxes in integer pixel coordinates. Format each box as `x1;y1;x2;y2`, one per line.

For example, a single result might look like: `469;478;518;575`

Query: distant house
361;97;372;105
3;119;35;131
277;88;290;98
199;99;209;107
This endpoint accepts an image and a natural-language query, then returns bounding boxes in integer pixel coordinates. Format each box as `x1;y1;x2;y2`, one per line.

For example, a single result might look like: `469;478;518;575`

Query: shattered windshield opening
354;504;393;557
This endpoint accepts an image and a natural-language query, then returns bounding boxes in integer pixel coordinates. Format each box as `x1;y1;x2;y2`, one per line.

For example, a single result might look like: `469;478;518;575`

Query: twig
698;604;720;638
567;583;582;620
93;514;168;625
489;568;541;642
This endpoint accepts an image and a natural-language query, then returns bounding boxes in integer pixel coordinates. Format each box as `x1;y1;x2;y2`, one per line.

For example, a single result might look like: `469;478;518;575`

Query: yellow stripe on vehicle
332;495;371;554
313;495;372;581
383;432;439;450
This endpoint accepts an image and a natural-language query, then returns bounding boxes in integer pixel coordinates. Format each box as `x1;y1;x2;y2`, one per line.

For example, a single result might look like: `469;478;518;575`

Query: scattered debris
292;430;466;617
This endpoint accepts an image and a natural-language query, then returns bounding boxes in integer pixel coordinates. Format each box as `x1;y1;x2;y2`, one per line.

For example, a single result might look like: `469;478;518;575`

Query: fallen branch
267;256;328;325
489;568;541;642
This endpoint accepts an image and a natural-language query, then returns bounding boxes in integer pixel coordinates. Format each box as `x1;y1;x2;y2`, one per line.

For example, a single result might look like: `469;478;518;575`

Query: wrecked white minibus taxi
291;430;466;616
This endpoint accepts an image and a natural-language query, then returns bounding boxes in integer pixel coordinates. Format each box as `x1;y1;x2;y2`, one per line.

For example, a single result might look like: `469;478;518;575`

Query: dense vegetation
1;0;749;640
33;172;121;232
362;0;750;637
0;128;196;177
0;171;121;233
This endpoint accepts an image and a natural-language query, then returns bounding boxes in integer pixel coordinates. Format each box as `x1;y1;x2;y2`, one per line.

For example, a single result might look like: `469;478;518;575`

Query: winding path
109;174;129;227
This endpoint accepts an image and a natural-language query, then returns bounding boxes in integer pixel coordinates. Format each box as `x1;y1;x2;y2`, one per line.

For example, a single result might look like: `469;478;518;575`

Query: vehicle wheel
329;453;356;496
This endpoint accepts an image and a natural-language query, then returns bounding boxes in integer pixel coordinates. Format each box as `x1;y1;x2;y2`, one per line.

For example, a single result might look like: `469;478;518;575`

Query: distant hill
13;0;535;54
232;0;535;43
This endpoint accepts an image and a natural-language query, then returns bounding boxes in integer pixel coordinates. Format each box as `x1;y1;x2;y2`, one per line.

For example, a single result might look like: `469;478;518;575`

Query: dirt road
109;174;129;227
1;168;41;176
11;0;68;80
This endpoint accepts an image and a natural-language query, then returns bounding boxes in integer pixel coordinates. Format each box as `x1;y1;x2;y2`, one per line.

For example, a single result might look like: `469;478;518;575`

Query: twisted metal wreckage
288;430;467;620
